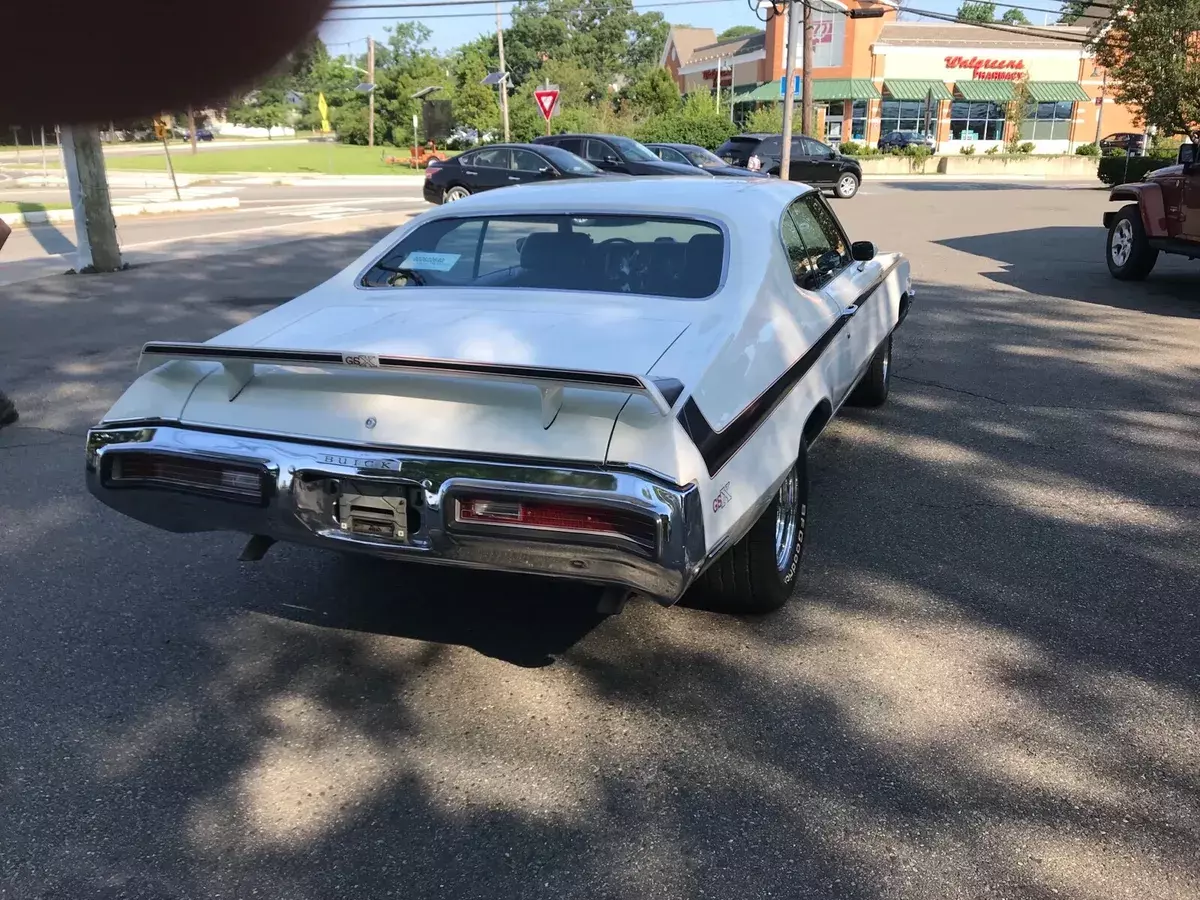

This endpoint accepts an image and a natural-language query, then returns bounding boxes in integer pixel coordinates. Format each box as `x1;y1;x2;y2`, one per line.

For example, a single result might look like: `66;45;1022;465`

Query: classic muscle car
86;178;913;614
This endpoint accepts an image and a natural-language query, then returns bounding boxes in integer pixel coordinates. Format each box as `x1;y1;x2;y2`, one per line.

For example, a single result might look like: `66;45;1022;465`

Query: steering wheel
598;237;636;283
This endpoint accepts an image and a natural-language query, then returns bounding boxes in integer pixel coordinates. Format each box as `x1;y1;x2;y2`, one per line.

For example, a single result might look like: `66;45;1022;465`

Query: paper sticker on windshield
399;251;460;272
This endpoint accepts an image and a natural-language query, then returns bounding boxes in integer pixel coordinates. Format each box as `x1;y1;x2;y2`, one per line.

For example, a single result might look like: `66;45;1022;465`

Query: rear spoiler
138;342;681;427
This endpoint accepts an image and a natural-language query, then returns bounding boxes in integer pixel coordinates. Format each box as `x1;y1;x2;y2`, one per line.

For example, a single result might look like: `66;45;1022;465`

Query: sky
314;0;1051;60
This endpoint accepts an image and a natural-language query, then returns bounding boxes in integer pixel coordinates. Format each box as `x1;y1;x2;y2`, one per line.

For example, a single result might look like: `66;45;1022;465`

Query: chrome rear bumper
85;424;706;603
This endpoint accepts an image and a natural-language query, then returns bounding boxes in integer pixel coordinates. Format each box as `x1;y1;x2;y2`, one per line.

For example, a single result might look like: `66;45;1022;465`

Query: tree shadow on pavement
0;229;1198;899
937;226;1200;317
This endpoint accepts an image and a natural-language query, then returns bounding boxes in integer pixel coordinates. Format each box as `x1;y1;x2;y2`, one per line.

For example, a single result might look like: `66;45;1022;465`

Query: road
0;181;429;286
1;182;1198;900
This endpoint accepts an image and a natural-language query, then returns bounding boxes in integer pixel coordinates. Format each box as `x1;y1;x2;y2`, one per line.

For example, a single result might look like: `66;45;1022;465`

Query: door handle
508;176;520;181
465;170;478;175
842;305;859;317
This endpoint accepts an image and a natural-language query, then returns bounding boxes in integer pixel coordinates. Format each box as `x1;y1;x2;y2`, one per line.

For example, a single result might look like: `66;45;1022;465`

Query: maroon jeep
1103;139;1200;280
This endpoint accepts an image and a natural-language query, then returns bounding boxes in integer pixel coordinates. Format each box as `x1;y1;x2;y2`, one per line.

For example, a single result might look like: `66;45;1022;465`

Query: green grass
103;143;431;176
0;201;71;214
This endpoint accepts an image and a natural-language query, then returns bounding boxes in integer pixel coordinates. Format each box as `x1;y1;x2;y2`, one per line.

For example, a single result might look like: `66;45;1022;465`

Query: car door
460;147;511;192
655;146;691;167
802;137;840;186
785;193;883;403
586;139;628;173
509;148;555;186
779;197;852;400
1183;162;1200;242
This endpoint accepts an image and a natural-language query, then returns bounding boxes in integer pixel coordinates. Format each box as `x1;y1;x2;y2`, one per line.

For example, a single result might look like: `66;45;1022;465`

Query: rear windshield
361;214;725;299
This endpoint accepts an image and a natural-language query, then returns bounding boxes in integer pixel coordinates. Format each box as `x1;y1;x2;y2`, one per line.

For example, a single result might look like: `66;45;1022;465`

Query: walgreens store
667;0;1138;153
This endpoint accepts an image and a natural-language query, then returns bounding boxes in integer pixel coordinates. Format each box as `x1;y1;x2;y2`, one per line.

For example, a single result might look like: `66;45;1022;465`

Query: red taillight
454;497;657;553
108;452;265;503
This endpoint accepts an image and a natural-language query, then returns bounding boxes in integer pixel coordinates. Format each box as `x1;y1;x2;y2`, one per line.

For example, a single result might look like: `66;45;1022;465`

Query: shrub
1149;138;1182;160
959;144;976;156
744;104;785;135
1075;142;1100;157
984;145;1000;155
1097;155;1177;185
1017;141;1036;154
634;92;737;149
838;140;863;155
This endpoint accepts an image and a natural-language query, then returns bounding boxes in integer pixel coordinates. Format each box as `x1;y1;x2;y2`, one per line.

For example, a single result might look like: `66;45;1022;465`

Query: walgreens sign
945;55;1026;81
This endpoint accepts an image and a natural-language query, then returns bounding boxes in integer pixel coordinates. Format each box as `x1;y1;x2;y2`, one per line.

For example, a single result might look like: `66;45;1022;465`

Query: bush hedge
1097;155;1176;185
1075;142;1100;156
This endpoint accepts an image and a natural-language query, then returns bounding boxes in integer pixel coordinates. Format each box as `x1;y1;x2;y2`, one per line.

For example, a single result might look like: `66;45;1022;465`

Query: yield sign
534;89;560;121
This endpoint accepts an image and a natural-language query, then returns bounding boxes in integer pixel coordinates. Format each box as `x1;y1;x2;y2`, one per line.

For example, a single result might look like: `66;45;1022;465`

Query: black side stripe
678;259;900;478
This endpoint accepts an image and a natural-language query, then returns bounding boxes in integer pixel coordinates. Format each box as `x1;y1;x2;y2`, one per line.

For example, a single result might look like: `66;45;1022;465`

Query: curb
0;197;240;228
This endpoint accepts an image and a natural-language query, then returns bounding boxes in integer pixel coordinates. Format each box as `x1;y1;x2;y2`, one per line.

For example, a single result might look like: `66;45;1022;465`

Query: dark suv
715;133;862;198
533;134;709;177
1099;132;1147;156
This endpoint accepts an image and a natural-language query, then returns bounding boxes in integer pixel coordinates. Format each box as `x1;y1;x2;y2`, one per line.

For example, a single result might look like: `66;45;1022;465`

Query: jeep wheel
1107;204;1158;280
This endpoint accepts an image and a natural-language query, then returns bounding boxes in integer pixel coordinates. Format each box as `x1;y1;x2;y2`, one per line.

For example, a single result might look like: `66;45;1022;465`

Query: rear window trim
354;210;732;301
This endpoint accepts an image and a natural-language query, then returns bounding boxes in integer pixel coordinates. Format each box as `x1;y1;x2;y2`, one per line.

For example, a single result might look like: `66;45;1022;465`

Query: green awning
1025;80;1089;102
954;79;1014;102
883;79;953;101
809;78;881;101
736;78;882;103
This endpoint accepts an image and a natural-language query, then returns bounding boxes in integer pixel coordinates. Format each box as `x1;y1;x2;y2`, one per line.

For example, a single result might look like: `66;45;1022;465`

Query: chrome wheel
837;174;858;198
1110;218;1133;267
444;186;470;203
774;467;800;572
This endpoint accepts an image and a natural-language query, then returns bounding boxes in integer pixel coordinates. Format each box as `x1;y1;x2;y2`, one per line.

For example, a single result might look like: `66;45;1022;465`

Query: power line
897;6;1092;43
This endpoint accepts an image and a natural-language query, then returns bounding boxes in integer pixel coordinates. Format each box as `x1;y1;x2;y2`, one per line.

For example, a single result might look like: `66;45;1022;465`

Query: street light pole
801;0;814;138
1093;67;1107;145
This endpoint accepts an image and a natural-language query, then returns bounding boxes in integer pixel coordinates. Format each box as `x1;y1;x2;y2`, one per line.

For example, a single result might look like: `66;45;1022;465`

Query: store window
1021;101;1075;141
949;101;1005;141
851;100;868;141
880;99;930;135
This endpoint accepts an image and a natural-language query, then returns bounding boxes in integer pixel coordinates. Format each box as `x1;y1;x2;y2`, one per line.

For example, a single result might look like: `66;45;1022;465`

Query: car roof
418;176;809;222
648;142;704;150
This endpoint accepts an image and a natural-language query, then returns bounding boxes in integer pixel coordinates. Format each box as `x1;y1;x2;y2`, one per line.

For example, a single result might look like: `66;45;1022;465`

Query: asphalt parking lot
1;181;1197;900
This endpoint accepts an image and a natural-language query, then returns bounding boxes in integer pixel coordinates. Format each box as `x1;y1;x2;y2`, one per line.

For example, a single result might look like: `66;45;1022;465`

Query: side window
780;206;812;286
790;136;807;158
555;137;584;155
784;194;851;287
586;140;617;163
804;137;832;158
661;147;688;165
757;136;781;157
511;149;545;172
471;147;510;169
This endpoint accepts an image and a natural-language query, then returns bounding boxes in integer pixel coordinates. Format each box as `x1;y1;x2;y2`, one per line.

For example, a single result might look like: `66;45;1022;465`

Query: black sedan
532;134;710;177
423;143;609;204
877;130;938;153
644;142;761;178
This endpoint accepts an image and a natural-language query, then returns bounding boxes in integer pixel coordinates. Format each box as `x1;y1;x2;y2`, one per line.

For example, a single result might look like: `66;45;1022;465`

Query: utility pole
801;0;814;138
1093;67;1107;145
779;0;802;180
496;1;511;142
188;106;198;155
60;125;122;273
367;37;376;147
716;57;722;117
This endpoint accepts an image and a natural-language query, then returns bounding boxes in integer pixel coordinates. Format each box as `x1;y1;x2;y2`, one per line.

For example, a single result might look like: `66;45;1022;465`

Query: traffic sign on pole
534;89;560;121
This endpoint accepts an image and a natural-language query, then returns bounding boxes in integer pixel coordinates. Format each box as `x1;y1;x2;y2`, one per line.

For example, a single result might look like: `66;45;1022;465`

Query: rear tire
1106;204;1158;280
848;334;891;408
690;446;808;615
833;173;860;199
444;185;471;203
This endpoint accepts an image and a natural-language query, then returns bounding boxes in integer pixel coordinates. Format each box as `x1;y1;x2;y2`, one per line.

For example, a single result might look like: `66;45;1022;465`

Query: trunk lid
177;302;690;462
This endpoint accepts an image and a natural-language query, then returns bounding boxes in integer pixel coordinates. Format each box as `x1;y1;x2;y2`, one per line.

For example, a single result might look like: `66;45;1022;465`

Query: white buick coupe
86;177;912;614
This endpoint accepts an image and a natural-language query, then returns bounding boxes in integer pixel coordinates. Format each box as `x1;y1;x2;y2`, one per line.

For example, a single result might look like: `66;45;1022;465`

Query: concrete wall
854;154;1100;178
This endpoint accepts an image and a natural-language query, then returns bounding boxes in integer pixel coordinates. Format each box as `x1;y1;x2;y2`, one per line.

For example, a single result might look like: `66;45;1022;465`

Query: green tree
1092;0;1200;136
452;48;501;136
625;67;681;116
635;91;736;148
717;25;762;41
1000;8;1031;24
957;1;998;21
